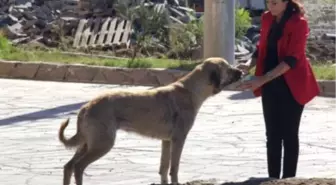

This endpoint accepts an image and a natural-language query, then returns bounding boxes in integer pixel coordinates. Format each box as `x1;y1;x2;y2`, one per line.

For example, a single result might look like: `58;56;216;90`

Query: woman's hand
238;76;267;91
237;61;291;91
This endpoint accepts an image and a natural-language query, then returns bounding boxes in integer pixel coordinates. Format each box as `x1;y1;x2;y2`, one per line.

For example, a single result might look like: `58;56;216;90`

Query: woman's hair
284;0;305;15
272;0;306;40
279;0;305;26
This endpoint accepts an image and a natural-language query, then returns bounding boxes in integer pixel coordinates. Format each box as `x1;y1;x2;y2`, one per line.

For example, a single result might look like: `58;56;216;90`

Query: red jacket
253;11;320;105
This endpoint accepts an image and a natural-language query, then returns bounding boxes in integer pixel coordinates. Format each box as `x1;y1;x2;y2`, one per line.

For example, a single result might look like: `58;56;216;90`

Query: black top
252;17;298;95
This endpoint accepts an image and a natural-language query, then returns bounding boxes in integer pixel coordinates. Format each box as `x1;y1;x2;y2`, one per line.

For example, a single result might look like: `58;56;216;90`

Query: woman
237;0;320;179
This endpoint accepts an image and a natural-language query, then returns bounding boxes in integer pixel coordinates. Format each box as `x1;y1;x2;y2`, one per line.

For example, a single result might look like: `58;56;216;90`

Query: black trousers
261;79;304;179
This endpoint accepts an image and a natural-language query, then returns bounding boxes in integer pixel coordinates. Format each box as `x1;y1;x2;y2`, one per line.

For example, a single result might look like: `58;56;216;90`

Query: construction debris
0;0;195;46
0;0;80;46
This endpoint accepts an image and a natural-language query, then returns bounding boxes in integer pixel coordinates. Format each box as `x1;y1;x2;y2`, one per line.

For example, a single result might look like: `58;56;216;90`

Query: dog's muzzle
233;69;243;81
219;69;243;89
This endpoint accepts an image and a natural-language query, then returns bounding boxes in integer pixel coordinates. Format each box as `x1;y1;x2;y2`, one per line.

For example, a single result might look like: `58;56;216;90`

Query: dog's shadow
0;101;87;126
217;177;275;185
150;177;275;185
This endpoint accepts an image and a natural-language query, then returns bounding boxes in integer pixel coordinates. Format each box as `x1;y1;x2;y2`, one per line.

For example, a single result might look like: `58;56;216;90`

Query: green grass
0;35;334;80
311;65;335;80
0;46;199;70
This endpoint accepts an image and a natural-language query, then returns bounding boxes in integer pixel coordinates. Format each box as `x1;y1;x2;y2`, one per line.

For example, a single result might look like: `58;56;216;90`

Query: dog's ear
209;68;221;92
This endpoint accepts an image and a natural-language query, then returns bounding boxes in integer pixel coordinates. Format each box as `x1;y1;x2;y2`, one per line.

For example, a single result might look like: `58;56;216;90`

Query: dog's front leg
169;136;186;185
159;140;171;184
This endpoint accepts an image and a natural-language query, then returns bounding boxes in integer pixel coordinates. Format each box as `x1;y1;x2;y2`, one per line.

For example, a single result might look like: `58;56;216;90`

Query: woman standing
237;0;320;179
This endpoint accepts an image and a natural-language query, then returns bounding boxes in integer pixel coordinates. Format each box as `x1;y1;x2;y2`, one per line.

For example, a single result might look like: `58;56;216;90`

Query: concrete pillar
203;0;236;65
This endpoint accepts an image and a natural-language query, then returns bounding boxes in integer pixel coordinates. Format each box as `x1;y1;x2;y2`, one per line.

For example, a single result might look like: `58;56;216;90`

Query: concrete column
203;0;236;65
203;0;214;59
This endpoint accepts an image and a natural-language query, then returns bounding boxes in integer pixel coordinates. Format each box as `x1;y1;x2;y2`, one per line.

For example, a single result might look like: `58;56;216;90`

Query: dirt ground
151;178;335;185
260;178;335;185
291;0;335;63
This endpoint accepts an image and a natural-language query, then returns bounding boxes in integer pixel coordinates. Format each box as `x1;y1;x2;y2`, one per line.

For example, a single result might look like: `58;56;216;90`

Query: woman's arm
262;62;290;83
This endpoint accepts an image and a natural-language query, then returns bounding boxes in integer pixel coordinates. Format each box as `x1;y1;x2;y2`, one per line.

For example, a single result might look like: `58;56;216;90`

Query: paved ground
0;78;335;185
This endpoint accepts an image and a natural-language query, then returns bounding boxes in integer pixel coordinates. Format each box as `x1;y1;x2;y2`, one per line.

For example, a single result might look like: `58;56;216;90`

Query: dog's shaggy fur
58;57;242;185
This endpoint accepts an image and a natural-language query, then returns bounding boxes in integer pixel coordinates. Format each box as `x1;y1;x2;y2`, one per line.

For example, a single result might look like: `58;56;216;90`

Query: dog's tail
58;118;82;149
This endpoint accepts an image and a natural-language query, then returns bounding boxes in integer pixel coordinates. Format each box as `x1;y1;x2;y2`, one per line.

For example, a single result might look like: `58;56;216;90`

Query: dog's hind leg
159;140;171;184
63;144;88;185
73;126;116;185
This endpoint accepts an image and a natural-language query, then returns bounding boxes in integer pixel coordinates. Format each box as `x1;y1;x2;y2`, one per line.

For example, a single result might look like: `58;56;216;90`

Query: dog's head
200;57;243;94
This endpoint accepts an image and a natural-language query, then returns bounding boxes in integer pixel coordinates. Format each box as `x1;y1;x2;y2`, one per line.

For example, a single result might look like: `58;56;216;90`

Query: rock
22;11;37;20
306;35;335;63
0;14;18;26
3;22;27;39
22;19;37;30
11;36;31;44
0;0;81;47
7;14;19;23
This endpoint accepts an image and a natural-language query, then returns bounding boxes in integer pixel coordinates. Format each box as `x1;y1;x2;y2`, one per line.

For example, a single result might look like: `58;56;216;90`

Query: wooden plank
105;18;118;46
89;18;102;46
113;19;126;45
73;19;87;48
80;18;93;48
124;20;132;48
72;16;132;48
120;20;132;44
97;17;111;45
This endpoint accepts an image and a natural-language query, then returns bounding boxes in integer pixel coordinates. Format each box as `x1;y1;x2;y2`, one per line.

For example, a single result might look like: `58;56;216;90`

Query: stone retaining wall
0;60;335;97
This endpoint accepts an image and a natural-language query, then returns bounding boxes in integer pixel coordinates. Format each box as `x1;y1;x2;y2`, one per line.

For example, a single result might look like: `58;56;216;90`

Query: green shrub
168;6;251;59
235;7;252;39
168;12;203;59
114;0;170;61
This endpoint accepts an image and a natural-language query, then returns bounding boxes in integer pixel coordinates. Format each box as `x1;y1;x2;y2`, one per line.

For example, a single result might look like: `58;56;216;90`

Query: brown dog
58;57;242;185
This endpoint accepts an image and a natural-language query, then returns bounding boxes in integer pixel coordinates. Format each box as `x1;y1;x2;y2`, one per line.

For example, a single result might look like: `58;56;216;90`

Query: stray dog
58;57;243;185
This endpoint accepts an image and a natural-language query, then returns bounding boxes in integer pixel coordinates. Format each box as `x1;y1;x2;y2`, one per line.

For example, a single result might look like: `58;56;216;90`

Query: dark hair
271;0;305;40
284;0;305;15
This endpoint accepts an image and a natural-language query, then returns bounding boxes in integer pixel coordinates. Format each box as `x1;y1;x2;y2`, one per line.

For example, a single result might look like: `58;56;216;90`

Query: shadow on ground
0;101;87;126
218;178;274;185
228;91;256;100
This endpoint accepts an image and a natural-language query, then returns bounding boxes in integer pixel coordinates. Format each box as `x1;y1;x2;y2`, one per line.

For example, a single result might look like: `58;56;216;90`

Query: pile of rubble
304;0;335;63
306;34;335;63
0;0;81;46
0;0;254;61
0;0;195;45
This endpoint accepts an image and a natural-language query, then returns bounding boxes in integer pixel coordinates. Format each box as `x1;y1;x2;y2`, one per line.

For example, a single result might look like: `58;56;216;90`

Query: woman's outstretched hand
237;76;267;91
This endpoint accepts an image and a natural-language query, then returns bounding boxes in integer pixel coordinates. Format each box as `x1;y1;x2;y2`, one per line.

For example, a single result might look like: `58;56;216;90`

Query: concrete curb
0;60;187;86
317;80;335;97
0;60;335;97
